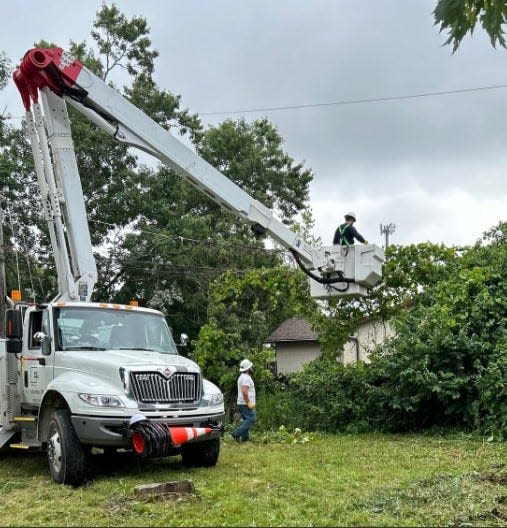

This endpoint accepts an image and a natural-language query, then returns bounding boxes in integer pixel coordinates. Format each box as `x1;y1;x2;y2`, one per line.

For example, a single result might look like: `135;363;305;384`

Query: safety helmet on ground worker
345;212;356;221
239;359;253;372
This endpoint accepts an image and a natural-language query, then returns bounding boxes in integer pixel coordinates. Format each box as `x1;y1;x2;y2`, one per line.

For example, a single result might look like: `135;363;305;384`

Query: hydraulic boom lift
0;47;384;486
13;47;384;300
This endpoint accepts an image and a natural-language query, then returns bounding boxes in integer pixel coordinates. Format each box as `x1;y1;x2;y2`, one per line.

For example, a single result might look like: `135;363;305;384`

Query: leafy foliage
91;3;159;78
197;118;313;221
192;266;315;413
285;359;374;433
434;0;507;51
2;5;313;323
368;222;507;433
0;51;10;90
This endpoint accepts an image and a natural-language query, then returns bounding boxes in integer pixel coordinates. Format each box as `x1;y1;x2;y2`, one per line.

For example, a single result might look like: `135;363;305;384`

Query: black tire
181;438;220;468
46;409;86;486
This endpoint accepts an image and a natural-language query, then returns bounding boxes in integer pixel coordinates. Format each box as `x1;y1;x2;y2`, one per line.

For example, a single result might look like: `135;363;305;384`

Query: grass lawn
0;432;505;526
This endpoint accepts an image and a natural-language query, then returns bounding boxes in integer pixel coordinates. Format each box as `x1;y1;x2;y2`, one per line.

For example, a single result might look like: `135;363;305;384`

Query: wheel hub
48;430;62;473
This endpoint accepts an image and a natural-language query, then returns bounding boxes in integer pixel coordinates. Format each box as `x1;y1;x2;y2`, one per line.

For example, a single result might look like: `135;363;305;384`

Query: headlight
201;392;224;406
78;393;124;407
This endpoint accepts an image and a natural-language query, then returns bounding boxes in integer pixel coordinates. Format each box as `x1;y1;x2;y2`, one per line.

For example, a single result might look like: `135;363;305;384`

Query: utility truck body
0;46;384;484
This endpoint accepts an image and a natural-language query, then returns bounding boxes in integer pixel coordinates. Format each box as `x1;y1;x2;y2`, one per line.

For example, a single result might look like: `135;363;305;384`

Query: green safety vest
338;223;351;246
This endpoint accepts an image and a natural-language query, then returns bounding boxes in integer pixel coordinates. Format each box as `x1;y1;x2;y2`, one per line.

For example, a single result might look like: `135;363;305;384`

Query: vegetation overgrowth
0;4;505;445
201;222;507;439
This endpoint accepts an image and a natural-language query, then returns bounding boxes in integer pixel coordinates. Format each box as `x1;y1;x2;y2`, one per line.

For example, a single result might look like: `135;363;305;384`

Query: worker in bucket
333;212;369;246
231;359;256;442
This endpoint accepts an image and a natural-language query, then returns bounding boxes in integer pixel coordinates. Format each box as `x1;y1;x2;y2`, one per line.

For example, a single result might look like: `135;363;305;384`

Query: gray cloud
2;0;506;248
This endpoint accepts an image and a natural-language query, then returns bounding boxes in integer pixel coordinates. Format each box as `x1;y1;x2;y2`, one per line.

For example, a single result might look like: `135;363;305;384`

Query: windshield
54;307;178;354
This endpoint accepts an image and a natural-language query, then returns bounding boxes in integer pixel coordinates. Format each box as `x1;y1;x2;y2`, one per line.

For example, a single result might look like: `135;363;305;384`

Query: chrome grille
129;371;201;403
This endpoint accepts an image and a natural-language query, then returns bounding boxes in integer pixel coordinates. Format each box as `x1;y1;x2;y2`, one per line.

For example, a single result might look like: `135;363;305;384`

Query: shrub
281;359;374;433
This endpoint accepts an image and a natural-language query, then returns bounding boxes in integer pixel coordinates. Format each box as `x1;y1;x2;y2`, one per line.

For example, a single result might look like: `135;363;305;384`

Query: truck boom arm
14;47;384;299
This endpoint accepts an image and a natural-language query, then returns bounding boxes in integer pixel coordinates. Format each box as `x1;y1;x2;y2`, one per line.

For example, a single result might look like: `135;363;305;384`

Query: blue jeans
232;405;257;441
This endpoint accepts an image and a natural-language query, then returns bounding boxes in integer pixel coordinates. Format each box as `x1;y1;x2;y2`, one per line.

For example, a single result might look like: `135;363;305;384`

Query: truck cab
2;301;224;485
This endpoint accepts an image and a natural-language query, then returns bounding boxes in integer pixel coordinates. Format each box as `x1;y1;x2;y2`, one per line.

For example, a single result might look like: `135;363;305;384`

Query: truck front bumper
71;412;225;447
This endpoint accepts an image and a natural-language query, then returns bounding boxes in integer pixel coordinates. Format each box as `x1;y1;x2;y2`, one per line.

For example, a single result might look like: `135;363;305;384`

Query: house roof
265;317;318;343
266;310;396;345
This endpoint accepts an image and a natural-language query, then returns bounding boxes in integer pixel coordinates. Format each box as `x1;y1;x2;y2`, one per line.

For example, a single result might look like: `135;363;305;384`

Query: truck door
21;309;54;406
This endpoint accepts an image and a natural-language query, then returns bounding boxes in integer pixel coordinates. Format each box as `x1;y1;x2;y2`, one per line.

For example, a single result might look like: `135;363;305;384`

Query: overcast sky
2;0;506;247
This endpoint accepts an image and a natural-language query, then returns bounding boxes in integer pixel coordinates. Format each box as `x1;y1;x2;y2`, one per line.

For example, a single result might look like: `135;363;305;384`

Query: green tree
0;51;9;91
369;222;507;433
112;116;313;340
197;118;312;221
91;3;159;78
434;0;507;51
193;266;315;414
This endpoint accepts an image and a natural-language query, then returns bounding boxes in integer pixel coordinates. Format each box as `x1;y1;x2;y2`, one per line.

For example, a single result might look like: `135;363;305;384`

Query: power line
198;83;507;116
4;82;507;123
104;255;280;277
90;219;290;255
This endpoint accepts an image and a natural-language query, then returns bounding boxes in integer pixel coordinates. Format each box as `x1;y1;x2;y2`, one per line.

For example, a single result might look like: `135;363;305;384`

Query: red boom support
13;47;83;110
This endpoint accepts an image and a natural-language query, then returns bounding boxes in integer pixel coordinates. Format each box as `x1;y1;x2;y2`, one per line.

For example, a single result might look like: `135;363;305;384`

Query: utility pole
379;222;396;248
0;209;6;338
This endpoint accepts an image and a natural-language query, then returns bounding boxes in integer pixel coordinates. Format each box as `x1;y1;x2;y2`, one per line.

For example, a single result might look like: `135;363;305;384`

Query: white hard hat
239;359;253;372
345;212;356;221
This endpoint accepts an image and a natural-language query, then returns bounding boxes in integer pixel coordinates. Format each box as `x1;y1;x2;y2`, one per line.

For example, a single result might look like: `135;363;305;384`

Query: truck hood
54;349;200;392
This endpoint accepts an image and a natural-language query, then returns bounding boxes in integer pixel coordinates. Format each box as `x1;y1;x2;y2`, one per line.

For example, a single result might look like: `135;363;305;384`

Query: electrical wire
90;219;290;256
198;83;507;116
98;250;298;280
4;82;507;121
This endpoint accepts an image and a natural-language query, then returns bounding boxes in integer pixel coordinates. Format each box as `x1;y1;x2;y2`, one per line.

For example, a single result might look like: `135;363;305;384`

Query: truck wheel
181;438;220;468
47;409;86;486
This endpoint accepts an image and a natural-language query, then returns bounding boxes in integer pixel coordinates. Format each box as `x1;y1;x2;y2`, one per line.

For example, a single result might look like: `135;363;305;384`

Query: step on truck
0;46;384;485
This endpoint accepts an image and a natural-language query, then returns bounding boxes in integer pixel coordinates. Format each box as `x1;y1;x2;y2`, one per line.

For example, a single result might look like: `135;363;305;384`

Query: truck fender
37;390;71;444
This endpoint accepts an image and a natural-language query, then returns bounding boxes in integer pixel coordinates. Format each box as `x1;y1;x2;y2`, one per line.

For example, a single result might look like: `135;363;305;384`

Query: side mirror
34;331;52;356
180;333;189;347
6;309;22;339
6;309;22;354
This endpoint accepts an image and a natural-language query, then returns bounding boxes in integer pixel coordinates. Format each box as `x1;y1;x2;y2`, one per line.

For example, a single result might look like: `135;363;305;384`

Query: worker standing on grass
231;359;256;442
333;212;369;246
